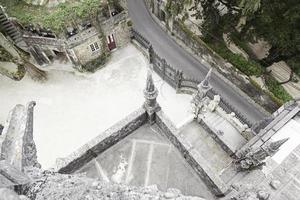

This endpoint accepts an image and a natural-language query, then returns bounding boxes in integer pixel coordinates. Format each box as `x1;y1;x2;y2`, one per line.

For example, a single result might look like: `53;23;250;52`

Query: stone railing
23;35;66;50
131;28;253;127
131;29;151;49
100;10;128;27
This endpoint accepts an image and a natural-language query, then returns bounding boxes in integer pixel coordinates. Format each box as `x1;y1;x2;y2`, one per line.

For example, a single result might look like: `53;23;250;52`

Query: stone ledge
56;107;147;173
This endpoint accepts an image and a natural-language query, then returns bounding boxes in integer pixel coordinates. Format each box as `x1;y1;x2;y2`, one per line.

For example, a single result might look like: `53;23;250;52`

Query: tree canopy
186;0;300;70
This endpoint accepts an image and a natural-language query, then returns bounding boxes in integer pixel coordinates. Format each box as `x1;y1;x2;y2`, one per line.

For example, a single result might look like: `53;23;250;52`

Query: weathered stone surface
0;160;30;187
0;102;40;171
57;108;147;173
22;167;206;200
0;188;21;200
0;124;3;135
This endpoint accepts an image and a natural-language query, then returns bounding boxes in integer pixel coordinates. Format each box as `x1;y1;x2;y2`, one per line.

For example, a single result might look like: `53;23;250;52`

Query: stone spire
196;68;213;99
143;68;160;124
268;138;289;153
191;69;213;118
200;68;212;89
145;70;155;93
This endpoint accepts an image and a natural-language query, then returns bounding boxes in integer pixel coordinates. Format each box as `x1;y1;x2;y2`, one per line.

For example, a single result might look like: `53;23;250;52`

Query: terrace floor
76;123;216;199
180;121;233;175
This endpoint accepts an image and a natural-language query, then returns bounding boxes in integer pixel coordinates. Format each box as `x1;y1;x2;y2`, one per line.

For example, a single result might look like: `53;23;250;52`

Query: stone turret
143;68;160;124
197;68;212;99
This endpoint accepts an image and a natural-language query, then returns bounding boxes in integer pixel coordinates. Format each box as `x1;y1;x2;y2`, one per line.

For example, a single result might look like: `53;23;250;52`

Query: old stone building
0;1;131;71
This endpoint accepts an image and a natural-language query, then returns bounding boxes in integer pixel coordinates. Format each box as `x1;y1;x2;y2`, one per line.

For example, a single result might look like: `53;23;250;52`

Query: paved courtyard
77;124;215;199
0;44;192;169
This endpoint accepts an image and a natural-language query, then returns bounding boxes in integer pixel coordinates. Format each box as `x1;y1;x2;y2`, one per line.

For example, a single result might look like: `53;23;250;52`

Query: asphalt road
127;0;267;123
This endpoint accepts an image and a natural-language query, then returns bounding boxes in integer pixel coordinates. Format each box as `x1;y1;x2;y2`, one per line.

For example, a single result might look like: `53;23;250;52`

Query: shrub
207;42;263;76
175;20;263;76
127;20;133;27
264;75;293;103
82;52;110;72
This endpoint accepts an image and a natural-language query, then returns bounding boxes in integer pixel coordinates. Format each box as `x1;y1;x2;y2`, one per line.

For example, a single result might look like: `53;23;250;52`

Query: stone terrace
77;123;216;199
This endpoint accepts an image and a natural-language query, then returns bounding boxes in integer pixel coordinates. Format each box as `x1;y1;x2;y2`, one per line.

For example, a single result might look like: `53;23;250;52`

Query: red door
107;34;117;51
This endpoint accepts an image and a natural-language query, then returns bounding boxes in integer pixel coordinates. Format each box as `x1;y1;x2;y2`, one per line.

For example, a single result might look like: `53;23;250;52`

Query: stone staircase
0;6;27;49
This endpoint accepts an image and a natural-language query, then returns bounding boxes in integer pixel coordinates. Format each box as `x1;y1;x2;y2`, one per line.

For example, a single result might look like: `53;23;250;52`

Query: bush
1;0;104;33
287;57;300;76
127;20;133;27
82;52;110;72
207;42;263;76
265;75;293;103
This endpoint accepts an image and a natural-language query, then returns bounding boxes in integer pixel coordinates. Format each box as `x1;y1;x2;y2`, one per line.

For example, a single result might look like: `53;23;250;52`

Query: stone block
1;102;39;171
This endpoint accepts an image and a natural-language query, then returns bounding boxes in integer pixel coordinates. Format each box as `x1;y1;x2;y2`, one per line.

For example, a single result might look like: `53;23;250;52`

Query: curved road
127;0;267;123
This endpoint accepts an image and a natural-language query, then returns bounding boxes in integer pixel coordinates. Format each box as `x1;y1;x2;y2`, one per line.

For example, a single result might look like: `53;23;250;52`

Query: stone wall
101;11;131;49
57;108;147;174
70;32;103;65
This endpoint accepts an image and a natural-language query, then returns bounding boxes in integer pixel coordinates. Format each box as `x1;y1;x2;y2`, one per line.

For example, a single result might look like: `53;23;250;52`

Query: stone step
2;21;10;26
0;17;7;22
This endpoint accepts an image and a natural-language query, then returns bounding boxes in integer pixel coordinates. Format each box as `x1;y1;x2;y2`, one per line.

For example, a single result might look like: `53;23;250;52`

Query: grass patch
205;40;263;76
265;75;293;104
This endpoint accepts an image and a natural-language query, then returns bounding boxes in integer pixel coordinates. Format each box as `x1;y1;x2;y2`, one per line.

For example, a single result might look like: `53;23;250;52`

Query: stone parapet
57;107;147;174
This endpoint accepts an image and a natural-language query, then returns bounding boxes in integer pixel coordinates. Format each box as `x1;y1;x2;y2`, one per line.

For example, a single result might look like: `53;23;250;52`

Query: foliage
287;56;300;76
250;78;284;106
0;46;14;62
168;0;299;75
191;0;240;40
127;20;133;27
0;0;103;33
82;52;110;72
242;0;300;67
264;75;293;103
205;40;263;76
239;0;261;16
165;0;192;18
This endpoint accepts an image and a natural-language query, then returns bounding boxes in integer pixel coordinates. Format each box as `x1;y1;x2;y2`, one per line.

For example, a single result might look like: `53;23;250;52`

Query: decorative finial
145;70;155;93
143;67;160;124
269;138;289;153
200;68;212;88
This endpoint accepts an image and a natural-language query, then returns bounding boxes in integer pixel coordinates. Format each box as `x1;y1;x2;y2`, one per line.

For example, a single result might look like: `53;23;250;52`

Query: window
90;44;95;52
94;42;99;50
90;42;100;52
